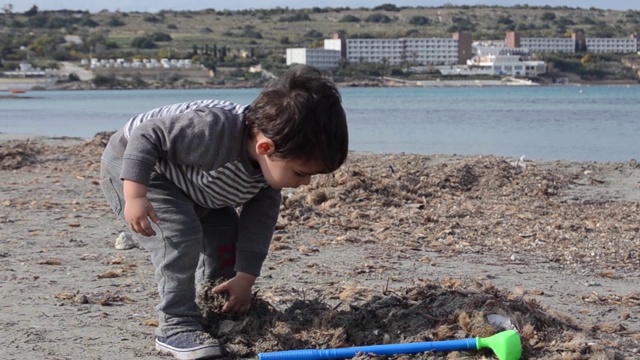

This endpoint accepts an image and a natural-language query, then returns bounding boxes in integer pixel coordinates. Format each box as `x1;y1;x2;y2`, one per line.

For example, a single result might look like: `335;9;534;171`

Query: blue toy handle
258;337;477;360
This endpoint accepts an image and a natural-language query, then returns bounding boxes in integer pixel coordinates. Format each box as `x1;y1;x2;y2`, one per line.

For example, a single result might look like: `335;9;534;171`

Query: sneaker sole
155;339;222;359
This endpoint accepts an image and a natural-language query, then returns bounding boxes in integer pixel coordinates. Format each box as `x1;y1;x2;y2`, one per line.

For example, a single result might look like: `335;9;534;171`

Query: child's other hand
124;197;160;237
213;272;256;316
123;179;160;237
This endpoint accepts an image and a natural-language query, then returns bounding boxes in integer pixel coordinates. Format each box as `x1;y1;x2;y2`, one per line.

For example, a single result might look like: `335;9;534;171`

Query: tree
30;33;65;56
339;14;360;23
80;17;99;27
106;16;126;27
24;5;37;16
540;12;556;21
153;32;172;42
219;45;227;60
131;37;157;49
409;16;430;26
2;3;13;15
279;12;310;22
365;13;392;23
200;56;216;71
279;36;291;45
305;29;323;39
143;14;159;23
92;74;118;88
373;4;400;11
497;16;513;25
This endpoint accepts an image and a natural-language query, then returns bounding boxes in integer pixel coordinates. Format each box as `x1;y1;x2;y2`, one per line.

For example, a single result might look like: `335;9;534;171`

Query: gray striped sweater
107;99;281;276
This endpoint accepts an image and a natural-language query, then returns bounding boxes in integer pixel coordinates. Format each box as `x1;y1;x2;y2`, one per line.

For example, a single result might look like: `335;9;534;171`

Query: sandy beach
0;134;638;359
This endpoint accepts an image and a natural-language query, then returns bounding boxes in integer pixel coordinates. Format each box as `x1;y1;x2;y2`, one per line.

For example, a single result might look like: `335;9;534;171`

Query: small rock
218;320;237;336
114;232;136;250
74;293;89;304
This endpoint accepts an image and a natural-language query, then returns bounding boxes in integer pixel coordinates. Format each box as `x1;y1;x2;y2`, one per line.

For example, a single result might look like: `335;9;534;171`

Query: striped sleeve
123;99;248;140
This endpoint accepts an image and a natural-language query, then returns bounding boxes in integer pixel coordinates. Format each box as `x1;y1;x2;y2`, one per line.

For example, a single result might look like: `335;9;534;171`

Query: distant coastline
3;73;637;93
3;77;637;93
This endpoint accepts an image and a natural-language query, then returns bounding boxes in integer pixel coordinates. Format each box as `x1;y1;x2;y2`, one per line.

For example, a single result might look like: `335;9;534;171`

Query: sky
6;1;639;13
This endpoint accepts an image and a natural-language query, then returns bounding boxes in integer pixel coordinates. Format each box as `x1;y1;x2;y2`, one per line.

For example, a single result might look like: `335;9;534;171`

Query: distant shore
2;77;638;93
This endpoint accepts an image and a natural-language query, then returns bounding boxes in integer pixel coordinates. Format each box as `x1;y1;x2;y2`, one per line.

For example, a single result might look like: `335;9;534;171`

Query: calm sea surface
1;85;639;162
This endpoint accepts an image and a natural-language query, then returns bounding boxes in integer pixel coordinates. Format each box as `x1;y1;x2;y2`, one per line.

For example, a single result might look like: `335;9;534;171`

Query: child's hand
124;197;159;236
213;272;256;316
123;180;160;237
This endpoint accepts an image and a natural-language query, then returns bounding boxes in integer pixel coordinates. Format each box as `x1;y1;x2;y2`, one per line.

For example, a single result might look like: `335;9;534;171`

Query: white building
520;37;575;53
473;41;529;57
286;48;340;70
346;38;459;66
586;38;638;54
324;39;342;52
89;58;193;69
462;55;546;77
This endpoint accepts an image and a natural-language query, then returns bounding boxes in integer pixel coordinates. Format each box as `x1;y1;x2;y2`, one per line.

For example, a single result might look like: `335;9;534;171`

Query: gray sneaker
155;331;222;359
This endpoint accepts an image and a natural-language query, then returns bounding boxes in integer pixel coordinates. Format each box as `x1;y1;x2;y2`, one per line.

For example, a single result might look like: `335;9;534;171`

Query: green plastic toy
258;330;522;360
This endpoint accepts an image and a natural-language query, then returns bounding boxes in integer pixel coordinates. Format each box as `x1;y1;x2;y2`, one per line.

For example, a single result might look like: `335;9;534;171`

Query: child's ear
255;138;275;156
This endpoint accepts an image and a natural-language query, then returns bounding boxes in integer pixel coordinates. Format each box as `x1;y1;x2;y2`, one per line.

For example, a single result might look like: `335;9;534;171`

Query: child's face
259;156;324;189
251;132;325;189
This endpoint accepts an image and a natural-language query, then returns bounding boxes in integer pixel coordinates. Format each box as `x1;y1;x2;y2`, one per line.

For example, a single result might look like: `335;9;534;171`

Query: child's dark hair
245;64;349;173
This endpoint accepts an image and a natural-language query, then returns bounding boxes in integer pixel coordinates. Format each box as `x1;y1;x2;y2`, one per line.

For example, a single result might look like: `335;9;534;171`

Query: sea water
1;85;639;162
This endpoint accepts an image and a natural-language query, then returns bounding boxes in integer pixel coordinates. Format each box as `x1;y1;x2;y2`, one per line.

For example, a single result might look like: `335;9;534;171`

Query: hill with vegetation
1;4;640;86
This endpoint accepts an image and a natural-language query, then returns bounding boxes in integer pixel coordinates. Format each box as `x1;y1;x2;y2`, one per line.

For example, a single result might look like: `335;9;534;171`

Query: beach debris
114;231;136;250
97;269;124;279
75;293;90;304
37;259;62;265
4;138;640;359
143;319;159;327
0;139;41;170
509;155;527;170
488;314;517;331
197;278;597;359
84;131;114;148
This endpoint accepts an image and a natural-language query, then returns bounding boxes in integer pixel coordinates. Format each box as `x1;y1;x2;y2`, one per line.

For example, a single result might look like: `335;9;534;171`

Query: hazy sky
7;1;639;13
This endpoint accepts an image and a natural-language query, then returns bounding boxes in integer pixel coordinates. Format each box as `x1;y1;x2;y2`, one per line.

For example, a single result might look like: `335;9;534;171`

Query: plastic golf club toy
258;329;522;360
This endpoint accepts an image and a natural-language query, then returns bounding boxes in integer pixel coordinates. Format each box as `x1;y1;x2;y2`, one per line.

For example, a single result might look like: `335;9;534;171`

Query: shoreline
1;133;637;164
3;77;639;93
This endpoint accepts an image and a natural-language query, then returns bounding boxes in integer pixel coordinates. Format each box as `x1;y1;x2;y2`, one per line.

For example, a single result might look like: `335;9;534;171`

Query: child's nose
300;175;311;186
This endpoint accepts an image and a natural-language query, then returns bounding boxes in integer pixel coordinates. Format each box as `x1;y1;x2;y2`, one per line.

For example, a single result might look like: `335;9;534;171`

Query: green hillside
2;4;640;84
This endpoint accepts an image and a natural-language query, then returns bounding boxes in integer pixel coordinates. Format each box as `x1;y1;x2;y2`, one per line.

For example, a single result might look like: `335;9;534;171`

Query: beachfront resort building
0;62;60;91
343;37;458;66
467;54;546;77
585;36;639;53
506;31;576;53
87;58;193;69
505;31;640;54
338;32;472;66
434;41;546;78
287;32;473;69
285;48;341;70
285;30;638;77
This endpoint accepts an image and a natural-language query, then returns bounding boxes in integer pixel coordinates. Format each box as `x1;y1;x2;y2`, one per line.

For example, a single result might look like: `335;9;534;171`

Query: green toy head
476;330;522;360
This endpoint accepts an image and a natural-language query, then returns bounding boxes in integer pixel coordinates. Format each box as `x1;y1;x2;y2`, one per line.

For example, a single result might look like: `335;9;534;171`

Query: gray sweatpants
100;146;238;337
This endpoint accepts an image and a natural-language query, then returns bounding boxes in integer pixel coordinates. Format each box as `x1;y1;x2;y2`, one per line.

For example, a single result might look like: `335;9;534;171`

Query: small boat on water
9;88;27;94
